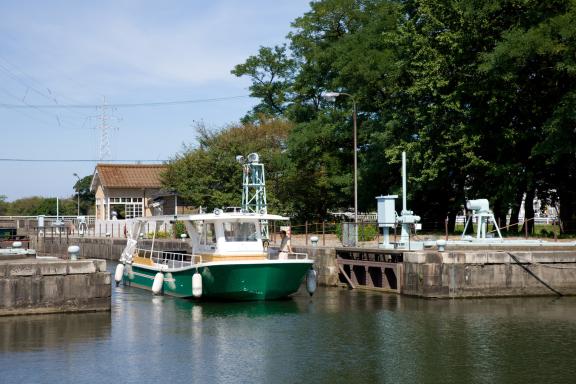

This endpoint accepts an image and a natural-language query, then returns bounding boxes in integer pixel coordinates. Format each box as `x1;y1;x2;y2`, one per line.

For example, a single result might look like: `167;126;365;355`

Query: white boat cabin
126;212;292;261
182;213;279;256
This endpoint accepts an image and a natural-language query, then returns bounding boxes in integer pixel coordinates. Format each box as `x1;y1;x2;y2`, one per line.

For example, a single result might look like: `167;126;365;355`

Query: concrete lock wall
28;237;576;297
402;251;576;298
294;246;338;286
32;237;191;260
0;259;111;316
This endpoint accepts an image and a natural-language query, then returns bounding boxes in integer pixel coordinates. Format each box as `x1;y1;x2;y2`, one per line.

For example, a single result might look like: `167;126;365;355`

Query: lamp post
322;92;358;228
73;173;80;217
172;189;178;217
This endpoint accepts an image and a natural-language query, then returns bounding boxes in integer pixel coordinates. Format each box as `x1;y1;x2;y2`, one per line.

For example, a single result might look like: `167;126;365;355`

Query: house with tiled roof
90;164;168;220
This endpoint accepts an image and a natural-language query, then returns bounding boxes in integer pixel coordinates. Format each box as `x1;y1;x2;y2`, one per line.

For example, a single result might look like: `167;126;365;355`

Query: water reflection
0;311;111;353
173;297;301;318
1;285;575;384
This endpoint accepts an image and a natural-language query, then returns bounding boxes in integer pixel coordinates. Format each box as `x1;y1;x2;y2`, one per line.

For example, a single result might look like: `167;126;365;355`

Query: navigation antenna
236;153;269;237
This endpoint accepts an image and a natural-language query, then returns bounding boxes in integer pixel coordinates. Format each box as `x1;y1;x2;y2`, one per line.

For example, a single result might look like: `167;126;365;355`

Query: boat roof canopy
132;212;290;222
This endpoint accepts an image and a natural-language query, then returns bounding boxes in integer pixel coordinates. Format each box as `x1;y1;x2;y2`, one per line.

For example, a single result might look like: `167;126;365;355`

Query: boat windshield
202;223;216;246
223;222;258;242
191;222;216;246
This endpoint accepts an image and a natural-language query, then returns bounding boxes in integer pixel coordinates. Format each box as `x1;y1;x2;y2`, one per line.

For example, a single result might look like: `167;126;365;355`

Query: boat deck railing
285;252;309;260
135;248;309;267
270;250;309;260
136;248;201;269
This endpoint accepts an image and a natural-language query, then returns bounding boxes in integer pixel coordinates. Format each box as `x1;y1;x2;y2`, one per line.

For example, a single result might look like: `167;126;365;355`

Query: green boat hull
123;261;314;300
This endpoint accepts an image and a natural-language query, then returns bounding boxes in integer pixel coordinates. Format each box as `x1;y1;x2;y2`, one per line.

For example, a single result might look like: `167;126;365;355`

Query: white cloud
0;1;311;200
0;1;309;95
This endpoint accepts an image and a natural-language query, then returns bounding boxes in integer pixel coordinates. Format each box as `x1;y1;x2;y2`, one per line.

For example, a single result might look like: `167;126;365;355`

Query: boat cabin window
223;222;258;242
195;222;216;246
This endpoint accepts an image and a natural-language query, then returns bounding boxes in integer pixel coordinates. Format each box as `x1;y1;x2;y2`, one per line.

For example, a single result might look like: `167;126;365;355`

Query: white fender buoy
152;272;164;295
114;264;125;286
192;272;203;298
306;268;317;296
165;272;176;291
126;264;134;280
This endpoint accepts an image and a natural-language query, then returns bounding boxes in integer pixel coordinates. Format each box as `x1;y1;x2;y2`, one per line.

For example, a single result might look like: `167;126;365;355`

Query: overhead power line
0;159;168;163
0;55;91;121
0;95;250;109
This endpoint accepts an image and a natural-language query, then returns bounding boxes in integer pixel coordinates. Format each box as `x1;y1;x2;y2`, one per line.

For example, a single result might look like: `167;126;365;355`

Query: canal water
1;278;576;383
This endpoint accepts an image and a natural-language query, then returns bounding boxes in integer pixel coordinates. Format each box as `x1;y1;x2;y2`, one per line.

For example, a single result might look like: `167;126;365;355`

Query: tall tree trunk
559;187;576;234
508;190;524;234
448;212;457;235
522;189;535;235
491;201;507;235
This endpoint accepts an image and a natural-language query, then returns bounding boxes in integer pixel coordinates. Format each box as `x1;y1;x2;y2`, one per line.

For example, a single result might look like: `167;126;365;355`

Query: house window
109;197;144;219
125;203;143;219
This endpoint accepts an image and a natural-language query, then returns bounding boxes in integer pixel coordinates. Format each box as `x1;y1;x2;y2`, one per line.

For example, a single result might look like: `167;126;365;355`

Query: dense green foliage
1;174;95;216
0;196;77;216
166;0;576;233
73;175;96;215
0;195;7;215
162;119;295;214
335;222;379;241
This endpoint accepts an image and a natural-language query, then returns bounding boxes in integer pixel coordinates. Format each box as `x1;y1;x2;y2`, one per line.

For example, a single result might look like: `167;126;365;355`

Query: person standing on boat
278;230;292;259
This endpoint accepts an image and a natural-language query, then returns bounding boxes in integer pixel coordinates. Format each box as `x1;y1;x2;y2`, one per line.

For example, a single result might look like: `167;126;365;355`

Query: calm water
1;269;576;384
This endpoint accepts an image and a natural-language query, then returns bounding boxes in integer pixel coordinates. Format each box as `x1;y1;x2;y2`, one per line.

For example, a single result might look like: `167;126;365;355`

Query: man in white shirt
278;230;292;259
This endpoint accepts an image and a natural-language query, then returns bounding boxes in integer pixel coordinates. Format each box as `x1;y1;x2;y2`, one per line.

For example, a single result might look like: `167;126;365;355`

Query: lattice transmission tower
95;97;121;161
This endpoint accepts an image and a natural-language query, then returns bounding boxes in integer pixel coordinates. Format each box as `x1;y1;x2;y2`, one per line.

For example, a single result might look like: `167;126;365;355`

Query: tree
374;0;576;233
284;114;354;220
0;195;8;216
3;196;76;216
285;0;404;218
162;118;294;213
229;0;576;234
231;45;296;122
73;175;96;215
477;0;576;232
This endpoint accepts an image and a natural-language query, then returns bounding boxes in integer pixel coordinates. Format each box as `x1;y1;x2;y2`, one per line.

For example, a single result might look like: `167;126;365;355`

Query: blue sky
0;0;310;201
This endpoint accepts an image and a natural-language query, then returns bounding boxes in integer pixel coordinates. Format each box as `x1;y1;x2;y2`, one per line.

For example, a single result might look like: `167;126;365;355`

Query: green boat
115;212;316;300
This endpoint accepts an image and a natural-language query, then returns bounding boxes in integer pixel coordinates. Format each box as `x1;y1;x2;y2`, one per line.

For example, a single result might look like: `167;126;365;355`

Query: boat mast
240;153;267;214
236;152;269;238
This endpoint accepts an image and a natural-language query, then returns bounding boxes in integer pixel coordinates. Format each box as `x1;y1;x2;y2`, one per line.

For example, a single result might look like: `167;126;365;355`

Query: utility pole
73;173;81;216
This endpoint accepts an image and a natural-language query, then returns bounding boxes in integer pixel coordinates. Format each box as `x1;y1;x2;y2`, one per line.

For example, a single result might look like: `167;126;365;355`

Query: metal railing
277;251;309;260
0;215;96;225
135;248;202;269
454;215;558;225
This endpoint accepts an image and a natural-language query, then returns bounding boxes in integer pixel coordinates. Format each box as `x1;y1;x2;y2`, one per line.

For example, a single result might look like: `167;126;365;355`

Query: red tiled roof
93;164;167;189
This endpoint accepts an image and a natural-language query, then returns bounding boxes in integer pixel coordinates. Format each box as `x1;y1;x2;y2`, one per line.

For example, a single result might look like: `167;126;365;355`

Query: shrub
335;223;379;241
173;221;188;238
148;231;171;239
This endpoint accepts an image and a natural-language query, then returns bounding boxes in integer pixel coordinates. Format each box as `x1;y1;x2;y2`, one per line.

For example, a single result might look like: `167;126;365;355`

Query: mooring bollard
310;236;319;258
68;245;80;260
436;239;447;252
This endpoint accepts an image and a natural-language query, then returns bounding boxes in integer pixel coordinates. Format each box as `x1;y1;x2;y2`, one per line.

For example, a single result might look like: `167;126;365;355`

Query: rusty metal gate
336;247;404;293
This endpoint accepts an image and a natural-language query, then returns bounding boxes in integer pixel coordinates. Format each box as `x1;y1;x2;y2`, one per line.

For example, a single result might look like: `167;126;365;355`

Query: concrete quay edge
0;259;107;278
403;250;576;264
